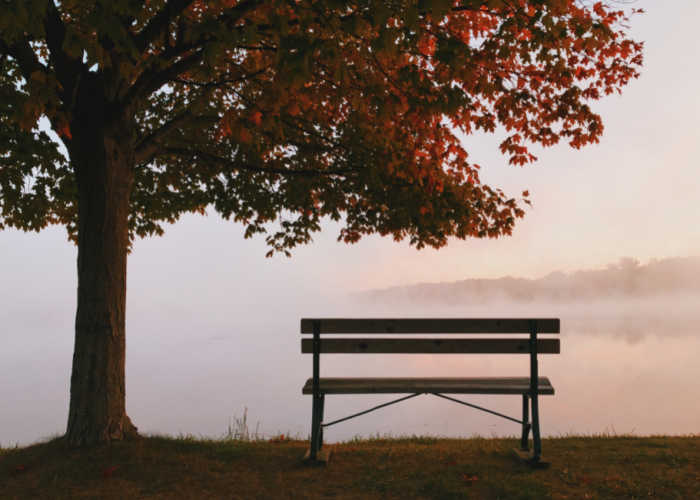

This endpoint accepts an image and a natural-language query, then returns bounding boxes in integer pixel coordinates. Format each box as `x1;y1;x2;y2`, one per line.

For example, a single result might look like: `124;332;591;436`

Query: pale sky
2;0;700;445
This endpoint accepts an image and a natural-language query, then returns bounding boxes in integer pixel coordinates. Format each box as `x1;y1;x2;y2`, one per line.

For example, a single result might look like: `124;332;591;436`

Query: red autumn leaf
250;111;263;126
238;128;253;144
102;465;118;478
269;433;287;443
58;124;72;140
593;2;606;17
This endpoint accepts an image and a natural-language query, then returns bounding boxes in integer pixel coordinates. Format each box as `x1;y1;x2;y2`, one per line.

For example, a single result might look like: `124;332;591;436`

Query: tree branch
0;36;45;81
135;0;263;67
134;110;218;164
121;48;204;110
122;1;268;111
43;0;83;104
170;65;271;88
162;147;351;178
134;0;196;54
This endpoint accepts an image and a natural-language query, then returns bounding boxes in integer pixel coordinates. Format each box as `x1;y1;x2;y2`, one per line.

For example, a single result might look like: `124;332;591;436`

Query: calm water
2;291;699;447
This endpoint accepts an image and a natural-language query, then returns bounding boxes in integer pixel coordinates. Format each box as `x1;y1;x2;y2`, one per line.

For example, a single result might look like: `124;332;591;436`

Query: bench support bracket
321;393;421;428
430;393;523;424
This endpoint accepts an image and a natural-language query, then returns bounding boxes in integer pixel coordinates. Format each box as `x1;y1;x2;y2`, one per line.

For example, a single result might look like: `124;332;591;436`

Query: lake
2;290;699;447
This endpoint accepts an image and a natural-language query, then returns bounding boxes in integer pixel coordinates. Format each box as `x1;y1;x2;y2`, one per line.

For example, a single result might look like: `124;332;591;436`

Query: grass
1;433;699;499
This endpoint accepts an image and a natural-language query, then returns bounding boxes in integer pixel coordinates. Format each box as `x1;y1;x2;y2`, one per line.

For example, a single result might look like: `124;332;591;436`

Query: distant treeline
364;257;700;304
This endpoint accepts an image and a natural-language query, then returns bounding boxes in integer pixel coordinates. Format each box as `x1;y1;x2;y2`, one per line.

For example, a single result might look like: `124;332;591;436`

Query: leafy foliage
0;0;643;254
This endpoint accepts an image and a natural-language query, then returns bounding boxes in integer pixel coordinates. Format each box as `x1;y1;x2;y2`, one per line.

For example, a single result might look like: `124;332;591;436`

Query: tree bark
65;75;138;446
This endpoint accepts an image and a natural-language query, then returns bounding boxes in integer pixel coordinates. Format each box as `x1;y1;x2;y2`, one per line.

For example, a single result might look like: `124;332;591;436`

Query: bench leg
531;391;542;460
318;394;325;449
520;394;531;451
310;393;323;459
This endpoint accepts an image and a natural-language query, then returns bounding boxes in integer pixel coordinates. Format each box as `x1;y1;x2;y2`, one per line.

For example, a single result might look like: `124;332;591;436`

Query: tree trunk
65;77;138;446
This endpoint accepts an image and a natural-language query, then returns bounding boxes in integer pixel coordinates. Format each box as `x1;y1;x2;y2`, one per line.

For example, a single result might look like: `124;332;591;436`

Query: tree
0;0;642;446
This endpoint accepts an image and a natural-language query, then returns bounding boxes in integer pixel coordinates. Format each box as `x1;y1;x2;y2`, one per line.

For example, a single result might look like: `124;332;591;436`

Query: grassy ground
1;434;698;499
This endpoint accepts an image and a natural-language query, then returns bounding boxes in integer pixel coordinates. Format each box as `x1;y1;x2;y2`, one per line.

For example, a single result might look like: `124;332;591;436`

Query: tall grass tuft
224;407;261;441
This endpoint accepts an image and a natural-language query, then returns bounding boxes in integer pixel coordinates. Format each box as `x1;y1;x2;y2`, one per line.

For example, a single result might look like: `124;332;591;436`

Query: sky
1;0;700;445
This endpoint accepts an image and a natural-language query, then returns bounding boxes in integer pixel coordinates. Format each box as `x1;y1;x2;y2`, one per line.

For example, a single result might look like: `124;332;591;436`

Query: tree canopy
1;0;643;254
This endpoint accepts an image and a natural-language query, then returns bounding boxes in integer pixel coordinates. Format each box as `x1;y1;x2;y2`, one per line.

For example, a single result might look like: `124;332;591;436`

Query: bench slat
300;318;559;334
301;338;560;354
302;377;555;395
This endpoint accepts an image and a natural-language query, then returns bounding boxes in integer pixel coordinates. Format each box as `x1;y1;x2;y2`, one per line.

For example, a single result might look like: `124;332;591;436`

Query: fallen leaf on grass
102;466;119;478
463;474;478;485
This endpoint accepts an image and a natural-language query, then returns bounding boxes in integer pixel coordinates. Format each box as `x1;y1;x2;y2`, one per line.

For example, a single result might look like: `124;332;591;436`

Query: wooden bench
301;318;560;465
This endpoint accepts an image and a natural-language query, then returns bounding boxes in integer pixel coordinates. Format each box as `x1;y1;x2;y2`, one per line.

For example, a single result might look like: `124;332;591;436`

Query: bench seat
303;376;555;395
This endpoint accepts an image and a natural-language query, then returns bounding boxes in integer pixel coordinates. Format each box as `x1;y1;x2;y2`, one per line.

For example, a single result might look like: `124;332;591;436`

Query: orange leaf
250;111;263;126
58;124;72;140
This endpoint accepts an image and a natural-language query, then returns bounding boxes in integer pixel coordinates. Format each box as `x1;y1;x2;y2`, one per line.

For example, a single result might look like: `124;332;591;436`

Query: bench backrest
301;318;560;355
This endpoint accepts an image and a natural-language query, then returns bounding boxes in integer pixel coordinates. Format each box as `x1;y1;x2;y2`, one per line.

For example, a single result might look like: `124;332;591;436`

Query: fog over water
2;244;699;446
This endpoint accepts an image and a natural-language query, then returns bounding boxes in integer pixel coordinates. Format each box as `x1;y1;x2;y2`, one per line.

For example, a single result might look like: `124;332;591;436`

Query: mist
360;256;700;341
2;224;698;448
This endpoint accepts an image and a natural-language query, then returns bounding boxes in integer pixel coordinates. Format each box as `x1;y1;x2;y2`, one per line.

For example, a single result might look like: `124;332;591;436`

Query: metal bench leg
531;390;542;460
310;393;322;459
526;320;546;465
309;320;322;460
520;394;531;451
318;394;325;449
